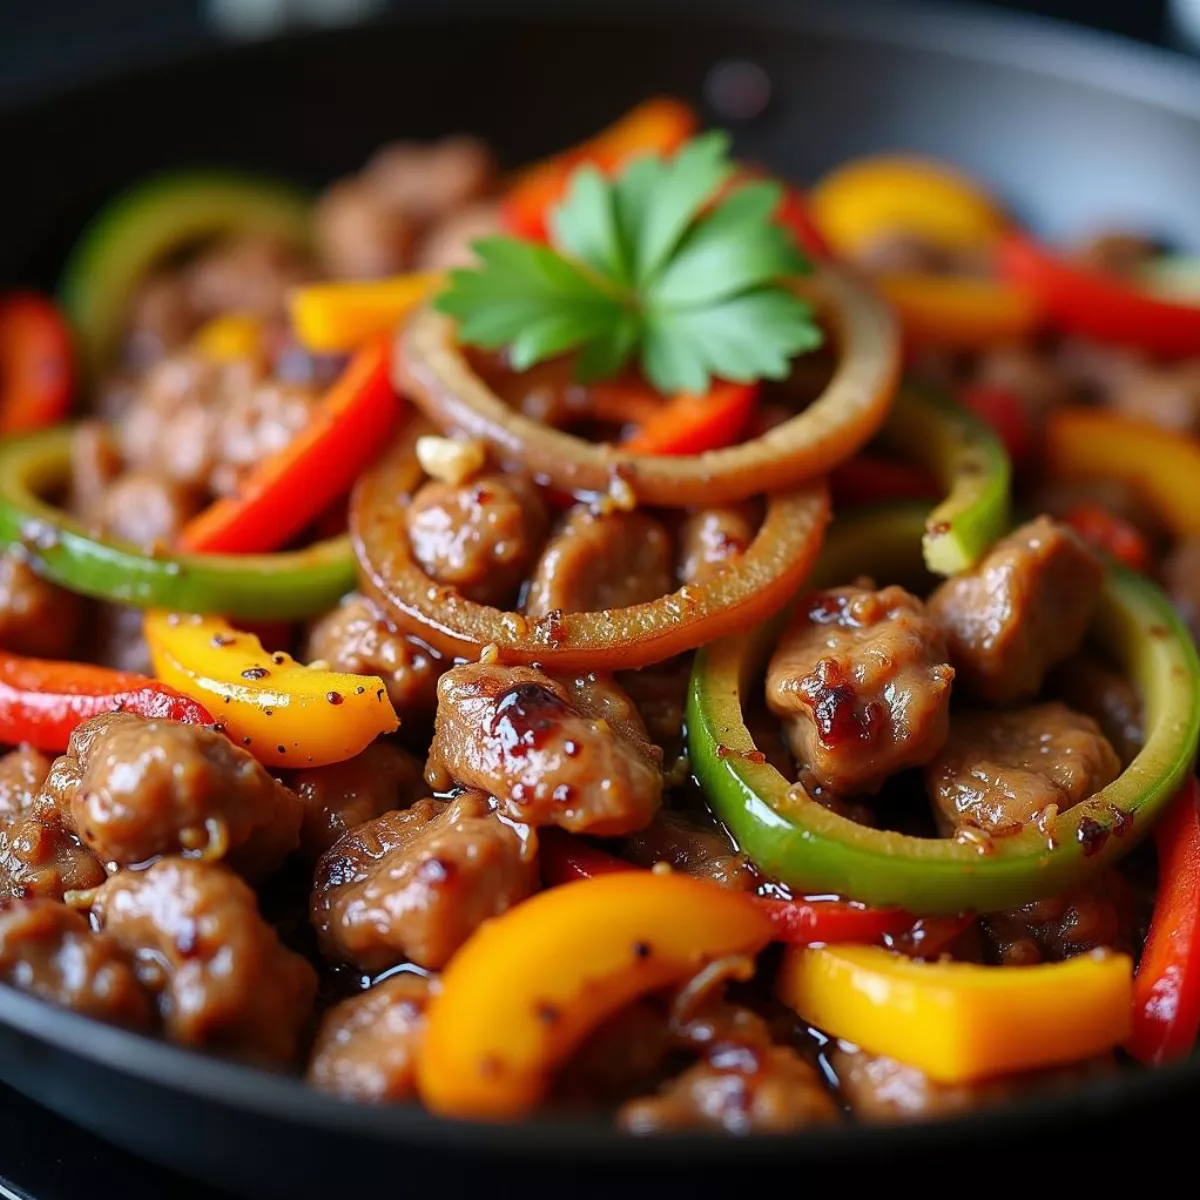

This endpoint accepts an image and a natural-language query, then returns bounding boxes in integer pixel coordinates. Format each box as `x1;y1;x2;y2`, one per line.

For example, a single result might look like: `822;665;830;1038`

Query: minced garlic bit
306;659;331;671
607;474;638;512
479;642;500;665
416;434;488;485
650;860;674;876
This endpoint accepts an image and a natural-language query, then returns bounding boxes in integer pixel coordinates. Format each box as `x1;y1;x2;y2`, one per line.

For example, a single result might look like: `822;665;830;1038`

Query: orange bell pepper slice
500;97;698;241
192;312;267;365
179;337;400;554
1062;502;1153;574
416;872;773;1119
877;272;1043;348
608;380;759;455
287;273;443;355
0;292;74;435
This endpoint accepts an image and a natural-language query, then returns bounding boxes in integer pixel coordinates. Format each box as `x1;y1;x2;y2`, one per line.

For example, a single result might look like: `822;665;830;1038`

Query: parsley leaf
434;133;822;395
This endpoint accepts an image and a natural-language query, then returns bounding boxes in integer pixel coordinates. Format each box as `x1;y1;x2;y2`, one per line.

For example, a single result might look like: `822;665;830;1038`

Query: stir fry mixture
3;97;1200;1132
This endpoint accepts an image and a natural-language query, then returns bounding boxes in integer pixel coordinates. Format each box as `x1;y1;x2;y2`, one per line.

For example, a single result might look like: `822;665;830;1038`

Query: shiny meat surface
426;663;662;835
364;137;496;224
308;973;431;1103
524;508;673;617
675;505;757;584
925;702;1120;836
311;790;537;971
0;898;151;1028
765;585;954;794
404;472;548;607
615;658;691;761
94;471;202;549
42;713;302;872
305;594;441;718
0;747;52;830
553;1000;674;1106
928;517;1102;703
621;810;755;891
1050;655;1144;765
0;552;84;659
288;742;427;861
94;857;317;1065
0;797;106;902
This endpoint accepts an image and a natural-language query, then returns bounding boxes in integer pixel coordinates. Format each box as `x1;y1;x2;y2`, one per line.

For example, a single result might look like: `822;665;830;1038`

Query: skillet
1;0;1199;1192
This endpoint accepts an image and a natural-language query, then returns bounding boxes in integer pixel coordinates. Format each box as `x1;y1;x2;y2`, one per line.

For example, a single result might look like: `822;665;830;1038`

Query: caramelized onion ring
394;265;900;507
351;422;830;670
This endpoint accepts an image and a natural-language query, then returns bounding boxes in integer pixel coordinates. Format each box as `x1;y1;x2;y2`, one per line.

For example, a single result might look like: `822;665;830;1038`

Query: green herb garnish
434;132;823;395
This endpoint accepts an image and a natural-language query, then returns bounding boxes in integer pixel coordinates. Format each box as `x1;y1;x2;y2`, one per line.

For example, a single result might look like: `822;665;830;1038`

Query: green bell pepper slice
876;384;1011;576
59;170;311;375
688;505;1200;914
0;427;354;620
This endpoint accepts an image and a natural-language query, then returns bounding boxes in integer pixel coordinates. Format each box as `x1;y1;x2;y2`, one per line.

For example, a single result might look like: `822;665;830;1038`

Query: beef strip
0;553;84;659
0;796;106;902
0;746;52;831
621;810;755;891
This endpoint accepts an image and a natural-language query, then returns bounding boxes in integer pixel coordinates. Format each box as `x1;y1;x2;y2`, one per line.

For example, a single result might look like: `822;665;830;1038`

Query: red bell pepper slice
956;383;1034;468
829;452;939;507
178;336;399;555
0;650;214;752
1062;502;1153;574
615;381;759;455
1128;777;1200;1066
538;828;925;947
0;293;74;435
997;232;1200;357
772;183;831;261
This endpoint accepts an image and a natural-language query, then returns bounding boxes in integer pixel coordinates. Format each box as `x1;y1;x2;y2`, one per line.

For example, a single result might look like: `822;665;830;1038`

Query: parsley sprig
434;132;823;395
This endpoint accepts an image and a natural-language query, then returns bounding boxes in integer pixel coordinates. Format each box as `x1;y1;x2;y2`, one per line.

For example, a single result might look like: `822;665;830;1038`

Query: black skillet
1;0;1199;1194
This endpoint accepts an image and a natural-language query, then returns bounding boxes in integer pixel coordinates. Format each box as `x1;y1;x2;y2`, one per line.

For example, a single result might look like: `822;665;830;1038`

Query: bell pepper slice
773;183;831;260
416;872;772;1119
956;383;1034;469
178;338;400;555
997;231;1200;357
778;944;1132;1084
144;611;397;768
1061;502;1153;574
688;505;1200;913
876;273;1042;348
0;650;213;752
191;313;267;365
59;170;310;375
287;273;443;355
876;384;1011;575
605;380;759;456
500;98;698;241
0;427;354;620
809;155;1008;257
0;294;74;435
1044;409;1200;539
1127;778;1200;1066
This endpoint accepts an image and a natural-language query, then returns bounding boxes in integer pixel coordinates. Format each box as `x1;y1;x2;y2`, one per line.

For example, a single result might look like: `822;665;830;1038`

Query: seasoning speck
326;691;344;706
632;941;652;959
242;667;270;681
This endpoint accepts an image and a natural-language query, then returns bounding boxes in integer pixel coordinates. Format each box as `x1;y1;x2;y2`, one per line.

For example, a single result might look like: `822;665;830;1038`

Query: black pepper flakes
242;667;270;681
211;634;235;648
356;685;366;695
326;691;344;706
276;745;287;756
272;652;287;665
632;941;652;960
534;1002;560;1025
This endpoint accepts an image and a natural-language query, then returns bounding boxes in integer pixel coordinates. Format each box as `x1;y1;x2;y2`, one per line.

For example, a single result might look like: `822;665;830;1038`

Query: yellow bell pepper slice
810;155;1007;257
876;273;1043;347
144;611;398;768
192;313;267;364
1044;408;1200;539
417;873;774;1120
777;944;1132;1084
288;273;442;354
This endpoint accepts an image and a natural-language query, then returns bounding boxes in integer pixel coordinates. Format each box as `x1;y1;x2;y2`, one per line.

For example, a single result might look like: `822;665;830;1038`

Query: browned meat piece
1073;230;1159;277
1163;536;1200;640
554;1000;674;1105
404;472;548;607
972;344;1076;415
0;747;51;831
1054;337;1147;404
0;553;84;659
42;712;302;873
0;797;106;902
304;594;441;718
1108;361;1200;435
525;508;673;617
925;702;1120;836
69;420;122;515
0;898;151;1028
94;472;203;549
619;1044;839;1133
414;200;503;271
288;741;426;861
616;657;691;761
982;873;1133;965
1049;656;1143;765
675;505;758;584
185;234;312;319
765;585;954;794
312;790;536;971
94;858;316;1064
313;179;416;280
365;137;496;224
90;603;154;676
427;663;662;835
928;517;1102;704
622;810;755;891
831;1043;1115;1123
307;973;430;1102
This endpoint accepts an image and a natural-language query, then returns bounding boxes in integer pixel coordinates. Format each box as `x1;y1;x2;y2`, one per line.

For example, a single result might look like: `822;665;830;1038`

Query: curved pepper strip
287;273;443;355
596;379;759;456
876;384;1011;575
0;427;355;620
1127;778;1200;1066
688;505;1200;913
1044;408;1200;538
192;313;268;366
144;612;398;768
876;273;1042;348
0;294;74;435
416;872;772;1119
777;944;1132;1084
0;650;213;752
179;337;400;554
